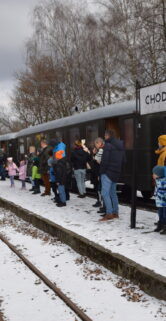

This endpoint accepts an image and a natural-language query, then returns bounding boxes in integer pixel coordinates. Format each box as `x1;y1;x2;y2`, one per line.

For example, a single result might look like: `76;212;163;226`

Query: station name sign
140;81;166;115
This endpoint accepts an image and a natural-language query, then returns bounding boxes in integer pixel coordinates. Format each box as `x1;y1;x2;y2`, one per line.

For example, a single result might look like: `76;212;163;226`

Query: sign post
130;80;140;228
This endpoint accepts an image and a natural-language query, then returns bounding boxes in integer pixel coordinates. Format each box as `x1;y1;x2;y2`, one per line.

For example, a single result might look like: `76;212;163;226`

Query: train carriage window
69;127;80;148
86;123;98;149
124;118;134;149
27;136;35;151
19;138;25;155
20;144;25;155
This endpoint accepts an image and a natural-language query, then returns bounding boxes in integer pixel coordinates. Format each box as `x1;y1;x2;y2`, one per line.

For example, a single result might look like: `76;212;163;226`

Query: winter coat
94;148;103;164
39;146;52;174
19;164;27;180
100;137;125;183
54;157;67;185
48;158;56;183
26;153;35;177
70;147;91;170
7;162;18;177
154;177;166;207
155;147;166;166
90;149;103;185
0;149;6;165
90;159;100;186
32;166;41;180
53;142;66;160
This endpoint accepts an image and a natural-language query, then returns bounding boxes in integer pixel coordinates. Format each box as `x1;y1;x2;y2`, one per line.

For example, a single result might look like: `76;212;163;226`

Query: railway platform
0;180;166;301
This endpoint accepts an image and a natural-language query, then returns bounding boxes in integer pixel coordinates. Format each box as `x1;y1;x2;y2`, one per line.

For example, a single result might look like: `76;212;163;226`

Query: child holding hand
152;165;166;234
6;157;19;187
19;158;27;189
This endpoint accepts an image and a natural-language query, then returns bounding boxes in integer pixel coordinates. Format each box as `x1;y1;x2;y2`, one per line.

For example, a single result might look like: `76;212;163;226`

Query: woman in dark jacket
70;140;91;198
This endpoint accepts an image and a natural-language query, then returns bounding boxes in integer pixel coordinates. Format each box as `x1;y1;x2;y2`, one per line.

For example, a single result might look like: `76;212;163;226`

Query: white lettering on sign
140;81;166;115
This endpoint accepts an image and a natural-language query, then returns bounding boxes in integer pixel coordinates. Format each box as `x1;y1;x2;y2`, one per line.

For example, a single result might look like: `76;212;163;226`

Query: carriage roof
0;100;136;141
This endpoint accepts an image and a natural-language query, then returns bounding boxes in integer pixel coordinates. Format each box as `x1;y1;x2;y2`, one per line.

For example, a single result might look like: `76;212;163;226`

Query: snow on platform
0;180;165;279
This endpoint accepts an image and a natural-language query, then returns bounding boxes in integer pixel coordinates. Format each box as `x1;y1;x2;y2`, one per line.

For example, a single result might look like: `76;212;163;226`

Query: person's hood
105;137;123;150
49;138;59;147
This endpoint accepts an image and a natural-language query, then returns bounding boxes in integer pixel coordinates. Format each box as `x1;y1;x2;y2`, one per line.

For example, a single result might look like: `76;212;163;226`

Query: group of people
1;131;166;229
1;129;125;220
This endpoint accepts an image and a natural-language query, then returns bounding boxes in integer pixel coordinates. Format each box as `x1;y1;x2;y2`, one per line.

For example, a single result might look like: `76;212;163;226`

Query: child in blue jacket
48;150;60;203
152;165;166;234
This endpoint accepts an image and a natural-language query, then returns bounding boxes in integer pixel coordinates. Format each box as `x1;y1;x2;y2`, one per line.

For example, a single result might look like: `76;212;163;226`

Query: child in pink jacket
19;159;27;189
6;157;19;187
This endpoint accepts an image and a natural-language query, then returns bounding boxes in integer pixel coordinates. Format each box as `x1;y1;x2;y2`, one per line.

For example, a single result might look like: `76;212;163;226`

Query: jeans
158;207;166;224
9;176;14;186
101;174;118;214
74;169;86;195
58;185;66;203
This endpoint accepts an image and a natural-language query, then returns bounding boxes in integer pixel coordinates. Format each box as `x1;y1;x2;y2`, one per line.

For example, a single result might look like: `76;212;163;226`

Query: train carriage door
105;118;120;138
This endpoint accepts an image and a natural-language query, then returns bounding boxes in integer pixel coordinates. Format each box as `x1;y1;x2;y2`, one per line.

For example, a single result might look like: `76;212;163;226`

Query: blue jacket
48;158;56;183
53;142;66;160
155;177;166;207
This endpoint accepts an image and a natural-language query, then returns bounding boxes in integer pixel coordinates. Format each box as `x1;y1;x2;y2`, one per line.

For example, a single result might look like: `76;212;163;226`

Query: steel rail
0;233;92;321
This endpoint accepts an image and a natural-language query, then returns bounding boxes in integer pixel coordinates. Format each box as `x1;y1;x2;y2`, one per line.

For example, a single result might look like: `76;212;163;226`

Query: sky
0;0;98;113
0;0;44;112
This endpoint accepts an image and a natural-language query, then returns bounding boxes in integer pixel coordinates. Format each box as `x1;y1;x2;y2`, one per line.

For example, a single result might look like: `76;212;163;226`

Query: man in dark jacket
39;140;52;196
0;148;6;180
99;130;125;221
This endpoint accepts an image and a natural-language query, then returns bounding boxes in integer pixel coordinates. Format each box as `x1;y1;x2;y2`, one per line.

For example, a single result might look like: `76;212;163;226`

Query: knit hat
158;135;166;147
33;157;39;166
7;157;13;162
152;165;165;178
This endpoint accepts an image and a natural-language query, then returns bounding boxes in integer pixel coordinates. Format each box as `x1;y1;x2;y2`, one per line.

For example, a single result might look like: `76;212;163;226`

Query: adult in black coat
70;140;91;198
99;129;125;221
0;148;7;180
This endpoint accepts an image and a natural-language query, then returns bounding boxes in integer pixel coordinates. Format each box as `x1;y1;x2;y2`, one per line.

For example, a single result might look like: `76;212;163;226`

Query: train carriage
0;99;165;198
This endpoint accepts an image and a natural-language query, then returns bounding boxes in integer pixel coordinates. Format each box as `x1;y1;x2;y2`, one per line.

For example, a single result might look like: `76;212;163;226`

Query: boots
154;221;163;232
93;201;102;207
160;225;166;235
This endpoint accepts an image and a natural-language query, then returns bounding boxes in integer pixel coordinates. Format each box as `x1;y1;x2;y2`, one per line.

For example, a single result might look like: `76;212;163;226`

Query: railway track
0;233;92;321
